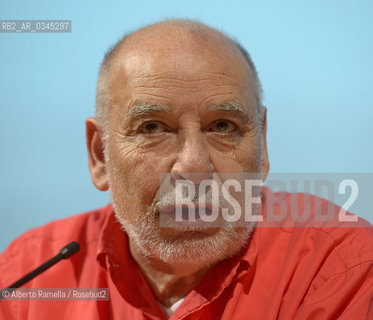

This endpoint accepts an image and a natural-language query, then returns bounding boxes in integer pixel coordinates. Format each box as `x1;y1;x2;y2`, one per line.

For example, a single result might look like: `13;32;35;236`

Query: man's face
101;31;268;267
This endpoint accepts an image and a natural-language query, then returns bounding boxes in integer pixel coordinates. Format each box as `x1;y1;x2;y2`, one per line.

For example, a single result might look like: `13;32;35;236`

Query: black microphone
0;241;80;300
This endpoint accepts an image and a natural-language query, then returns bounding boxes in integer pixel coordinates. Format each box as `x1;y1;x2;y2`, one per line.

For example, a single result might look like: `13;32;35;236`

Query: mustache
153;185;227;212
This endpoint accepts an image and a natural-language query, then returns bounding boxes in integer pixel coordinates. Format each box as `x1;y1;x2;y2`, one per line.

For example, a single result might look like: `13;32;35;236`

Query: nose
171;132;214;184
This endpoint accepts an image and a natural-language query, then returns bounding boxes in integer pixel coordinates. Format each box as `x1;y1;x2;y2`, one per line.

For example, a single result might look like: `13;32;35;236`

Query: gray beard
114;203;255;269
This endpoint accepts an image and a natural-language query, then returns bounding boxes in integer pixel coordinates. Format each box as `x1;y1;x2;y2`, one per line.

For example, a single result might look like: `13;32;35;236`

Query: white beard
114;202;255;269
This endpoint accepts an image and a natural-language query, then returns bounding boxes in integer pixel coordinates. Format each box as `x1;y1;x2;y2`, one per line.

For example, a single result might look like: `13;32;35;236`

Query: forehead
107;26;256;115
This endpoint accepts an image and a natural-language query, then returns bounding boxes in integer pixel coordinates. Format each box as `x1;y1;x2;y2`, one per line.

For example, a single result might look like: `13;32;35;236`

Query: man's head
86;19;269;270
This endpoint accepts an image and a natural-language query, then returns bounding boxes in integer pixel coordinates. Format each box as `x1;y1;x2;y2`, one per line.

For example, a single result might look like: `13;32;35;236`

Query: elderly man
0;20;372;319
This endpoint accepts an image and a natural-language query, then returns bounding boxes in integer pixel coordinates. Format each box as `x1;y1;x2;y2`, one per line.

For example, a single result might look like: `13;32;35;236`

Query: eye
140;121;167;134
209;120;236;133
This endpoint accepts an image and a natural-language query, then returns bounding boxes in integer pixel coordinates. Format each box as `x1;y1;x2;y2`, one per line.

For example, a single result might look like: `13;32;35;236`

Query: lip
160;203;220;222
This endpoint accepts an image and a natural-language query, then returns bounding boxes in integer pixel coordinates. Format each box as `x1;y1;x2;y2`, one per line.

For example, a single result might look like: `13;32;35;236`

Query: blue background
0;0;372;252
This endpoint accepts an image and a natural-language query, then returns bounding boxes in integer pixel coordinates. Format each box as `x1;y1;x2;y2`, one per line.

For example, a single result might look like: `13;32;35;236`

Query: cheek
209;137;261;173
106;141;172;217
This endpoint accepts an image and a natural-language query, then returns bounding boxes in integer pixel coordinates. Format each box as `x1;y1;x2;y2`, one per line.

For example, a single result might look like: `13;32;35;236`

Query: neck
129;240;213;307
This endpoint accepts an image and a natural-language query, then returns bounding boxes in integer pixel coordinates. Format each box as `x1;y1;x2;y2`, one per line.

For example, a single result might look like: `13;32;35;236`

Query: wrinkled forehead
106;25;256;111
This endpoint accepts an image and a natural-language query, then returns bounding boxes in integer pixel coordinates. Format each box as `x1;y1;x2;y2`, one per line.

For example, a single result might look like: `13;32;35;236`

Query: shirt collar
96;203;116;268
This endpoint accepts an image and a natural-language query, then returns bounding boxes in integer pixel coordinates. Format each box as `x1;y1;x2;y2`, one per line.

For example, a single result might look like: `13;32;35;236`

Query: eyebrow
125;101;250;123
209;101;250;122
126;103;171;119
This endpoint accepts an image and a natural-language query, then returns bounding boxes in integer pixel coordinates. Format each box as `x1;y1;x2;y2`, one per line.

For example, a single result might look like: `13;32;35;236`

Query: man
0;20;372;319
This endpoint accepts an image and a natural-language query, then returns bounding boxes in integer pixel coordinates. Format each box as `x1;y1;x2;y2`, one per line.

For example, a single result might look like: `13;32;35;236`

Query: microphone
0;241;80;300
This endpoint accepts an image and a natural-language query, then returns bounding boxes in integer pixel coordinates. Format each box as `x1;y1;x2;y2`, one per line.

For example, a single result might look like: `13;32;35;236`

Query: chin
119;212;254;268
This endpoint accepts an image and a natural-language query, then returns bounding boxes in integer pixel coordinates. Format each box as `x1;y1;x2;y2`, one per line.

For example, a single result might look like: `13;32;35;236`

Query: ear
86;117;109;191
260;106;270;181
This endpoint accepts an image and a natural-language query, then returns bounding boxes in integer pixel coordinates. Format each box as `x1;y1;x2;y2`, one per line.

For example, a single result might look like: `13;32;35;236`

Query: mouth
159;204;220;228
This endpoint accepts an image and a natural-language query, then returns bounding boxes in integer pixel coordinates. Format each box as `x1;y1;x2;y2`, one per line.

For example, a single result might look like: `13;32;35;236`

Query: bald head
95;19;263;137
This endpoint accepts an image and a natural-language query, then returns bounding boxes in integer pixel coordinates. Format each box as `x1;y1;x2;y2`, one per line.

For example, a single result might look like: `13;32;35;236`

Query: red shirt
0;189;372;319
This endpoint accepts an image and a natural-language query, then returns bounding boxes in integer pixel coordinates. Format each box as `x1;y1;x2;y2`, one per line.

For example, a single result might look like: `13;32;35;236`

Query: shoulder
261;188;373;270
0;205;112;287
258;189;373;317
